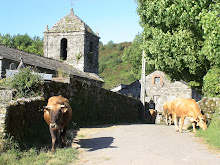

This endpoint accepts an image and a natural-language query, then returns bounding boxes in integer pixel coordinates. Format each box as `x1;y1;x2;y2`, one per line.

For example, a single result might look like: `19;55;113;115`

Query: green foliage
0;33;43;56
99;42;135;89
135;0;219;88
199;7;220;67
9;67;43;98
196;108;220;151
106;40;115;49
123;33;153;79
202;67;220;97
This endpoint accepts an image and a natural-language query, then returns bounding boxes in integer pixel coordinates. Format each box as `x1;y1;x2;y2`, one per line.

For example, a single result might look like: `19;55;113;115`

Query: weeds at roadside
0;136;79;165
196;109;220;151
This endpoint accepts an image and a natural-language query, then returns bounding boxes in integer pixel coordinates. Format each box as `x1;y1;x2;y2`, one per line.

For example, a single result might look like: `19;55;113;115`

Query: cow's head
44;104;68;130
197;113;207;130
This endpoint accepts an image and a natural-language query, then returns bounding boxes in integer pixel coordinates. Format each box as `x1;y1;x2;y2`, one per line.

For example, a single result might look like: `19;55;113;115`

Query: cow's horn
44;106;52;110
60;104;66;108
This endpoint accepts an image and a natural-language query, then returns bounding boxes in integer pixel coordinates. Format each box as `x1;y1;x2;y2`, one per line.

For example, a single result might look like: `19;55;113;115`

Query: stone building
0;8;103;86
111;70;201;113
0;44;103;87
44;8;100;74
110;81;141;99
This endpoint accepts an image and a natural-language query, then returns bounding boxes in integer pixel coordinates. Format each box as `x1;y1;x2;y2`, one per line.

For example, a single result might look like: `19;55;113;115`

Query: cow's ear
60;104;68;113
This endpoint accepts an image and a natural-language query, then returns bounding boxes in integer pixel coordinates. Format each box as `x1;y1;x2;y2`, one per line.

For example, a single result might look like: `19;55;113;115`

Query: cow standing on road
163;101;173;126
44;95;72;152
171;98;207;133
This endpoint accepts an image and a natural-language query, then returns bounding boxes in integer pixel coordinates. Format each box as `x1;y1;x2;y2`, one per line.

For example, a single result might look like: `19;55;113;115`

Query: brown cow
171;98;207;133
44;95;72;152
163;101;173;126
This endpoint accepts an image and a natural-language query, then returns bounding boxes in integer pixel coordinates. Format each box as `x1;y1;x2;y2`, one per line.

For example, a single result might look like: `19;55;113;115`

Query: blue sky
0;0;142;44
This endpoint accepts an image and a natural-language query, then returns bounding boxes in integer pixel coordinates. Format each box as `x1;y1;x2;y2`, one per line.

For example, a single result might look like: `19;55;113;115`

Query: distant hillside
99;42;137;89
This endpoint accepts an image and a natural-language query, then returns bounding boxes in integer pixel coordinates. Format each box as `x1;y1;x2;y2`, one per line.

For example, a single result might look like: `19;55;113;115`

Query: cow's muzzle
50;123;58;129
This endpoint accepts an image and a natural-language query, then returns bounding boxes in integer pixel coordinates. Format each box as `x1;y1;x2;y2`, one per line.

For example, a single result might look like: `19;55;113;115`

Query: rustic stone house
111;70;201;113
44;8;100;74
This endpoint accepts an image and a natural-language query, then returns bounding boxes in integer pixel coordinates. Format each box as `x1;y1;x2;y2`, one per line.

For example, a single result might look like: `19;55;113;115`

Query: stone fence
0;77;144;143
198;97;220;124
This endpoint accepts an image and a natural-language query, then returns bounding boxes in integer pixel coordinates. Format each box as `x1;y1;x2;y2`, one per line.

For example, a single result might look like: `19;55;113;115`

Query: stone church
44;8;100;74
0;8;103;86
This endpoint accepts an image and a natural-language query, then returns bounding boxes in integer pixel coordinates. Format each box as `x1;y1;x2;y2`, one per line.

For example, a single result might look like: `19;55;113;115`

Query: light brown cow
149;109;157;124
163;102;173;126
171;98;207;133
44;95;72;152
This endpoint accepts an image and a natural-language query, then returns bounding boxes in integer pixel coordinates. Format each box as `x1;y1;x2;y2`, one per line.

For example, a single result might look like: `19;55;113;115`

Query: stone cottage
44;8;100;74
111;70;201;113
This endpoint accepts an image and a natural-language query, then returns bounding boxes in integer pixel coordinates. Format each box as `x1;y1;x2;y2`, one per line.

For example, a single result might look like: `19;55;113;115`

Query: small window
153;75;163;85
154;77;160;84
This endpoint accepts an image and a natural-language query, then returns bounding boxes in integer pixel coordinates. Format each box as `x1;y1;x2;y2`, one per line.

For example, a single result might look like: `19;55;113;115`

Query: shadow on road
78;137;118;151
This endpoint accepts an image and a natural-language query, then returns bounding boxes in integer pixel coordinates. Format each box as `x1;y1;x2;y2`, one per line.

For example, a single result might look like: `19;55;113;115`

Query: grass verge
196;109;220;151
0;138;79;165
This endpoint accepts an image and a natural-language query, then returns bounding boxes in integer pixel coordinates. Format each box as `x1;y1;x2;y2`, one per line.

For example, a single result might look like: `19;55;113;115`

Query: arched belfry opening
60;38;67;60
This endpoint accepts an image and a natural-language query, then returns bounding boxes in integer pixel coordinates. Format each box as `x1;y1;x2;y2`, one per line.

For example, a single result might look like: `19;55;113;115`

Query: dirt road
72;124;220;165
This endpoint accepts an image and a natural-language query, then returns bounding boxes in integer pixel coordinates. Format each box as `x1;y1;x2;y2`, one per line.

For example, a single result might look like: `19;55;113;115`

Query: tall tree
135;0;219;88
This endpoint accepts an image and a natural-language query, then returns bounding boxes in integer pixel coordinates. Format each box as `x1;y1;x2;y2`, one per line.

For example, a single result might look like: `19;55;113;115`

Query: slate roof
0;44;103;82
47;8;96;35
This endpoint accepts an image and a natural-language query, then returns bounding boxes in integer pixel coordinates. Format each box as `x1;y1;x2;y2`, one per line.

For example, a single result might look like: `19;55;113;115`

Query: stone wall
43;78;144;126
0;89;12;102
0;78;144;142
198;97;220;125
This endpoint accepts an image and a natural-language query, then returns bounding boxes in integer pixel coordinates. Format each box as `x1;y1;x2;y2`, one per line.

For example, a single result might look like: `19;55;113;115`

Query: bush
202;67;220;97
9;67;43;98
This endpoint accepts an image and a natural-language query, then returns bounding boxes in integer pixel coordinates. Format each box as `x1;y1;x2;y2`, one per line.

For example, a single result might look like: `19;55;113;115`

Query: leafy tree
0;34;12;47
0;33;44;56
123;33;144;79
135;0;219;88
106;40;115;49
202;66;220;97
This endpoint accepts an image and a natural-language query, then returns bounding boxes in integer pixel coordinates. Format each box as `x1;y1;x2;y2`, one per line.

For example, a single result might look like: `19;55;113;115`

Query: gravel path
73;124;220;165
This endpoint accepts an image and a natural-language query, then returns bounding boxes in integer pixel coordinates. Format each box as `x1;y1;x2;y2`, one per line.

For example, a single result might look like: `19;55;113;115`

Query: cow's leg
179;116;185;133
173;114;179;132
50;128;56;152
192;122;197;133
60;127;67;148
169;114;172;125
165;113;168;125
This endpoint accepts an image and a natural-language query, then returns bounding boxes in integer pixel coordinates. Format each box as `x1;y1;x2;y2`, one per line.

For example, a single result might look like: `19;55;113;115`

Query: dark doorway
60;38;67;60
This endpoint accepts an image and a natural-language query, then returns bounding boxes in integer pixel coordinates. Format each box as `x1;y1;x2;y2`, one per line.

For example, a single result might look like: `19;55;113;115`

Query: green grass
196;109;220;151
0;138;79;165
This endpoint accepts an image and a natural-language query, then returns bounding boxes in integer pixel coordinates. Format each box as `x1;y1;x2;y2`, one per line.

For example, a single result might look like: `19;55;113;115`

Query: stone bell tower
44;8;100;74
